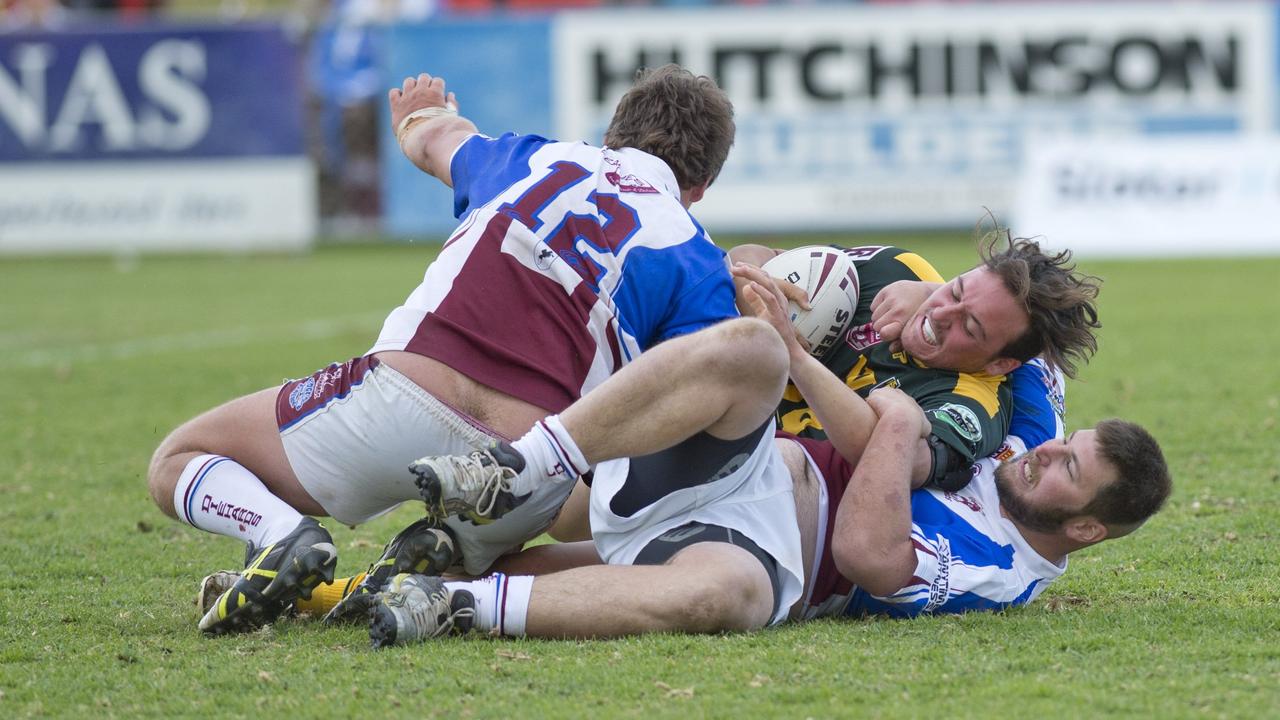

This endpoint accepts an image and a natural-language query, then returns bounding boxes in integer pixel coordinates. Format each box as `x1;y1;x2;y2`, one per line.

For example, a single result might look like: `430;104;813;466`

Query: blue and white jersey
370;132;737;412
801;358;1069;619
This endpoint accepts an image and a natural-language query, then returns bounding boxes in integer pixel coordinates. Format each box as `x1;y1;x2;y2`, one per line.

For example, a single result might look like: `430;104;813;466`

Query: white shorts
277;356;578;575
588;418;804;626
278;357;500;527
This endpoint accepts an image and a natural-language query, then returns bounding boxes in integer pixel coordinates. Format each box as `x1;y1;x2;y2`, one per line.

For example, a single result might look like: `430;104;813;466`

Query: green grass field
2;236;1278;717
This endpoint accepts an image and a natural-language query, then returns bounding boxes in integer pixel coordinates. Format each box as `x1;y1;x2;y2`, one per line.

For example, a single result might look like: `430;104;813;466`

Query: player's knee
146;428;192;516
669;555;771;632
705;318;787;386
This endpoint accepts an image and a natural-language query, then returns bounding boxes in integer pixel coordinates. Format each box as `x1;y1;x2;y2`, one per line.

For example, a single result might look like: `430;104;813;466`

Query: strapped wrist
395;104;459;145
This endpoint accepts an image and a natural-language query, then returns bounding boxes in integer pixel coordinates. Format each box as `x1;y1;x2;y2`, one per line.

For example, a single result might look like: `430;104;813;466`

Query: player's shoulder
837;245;945;284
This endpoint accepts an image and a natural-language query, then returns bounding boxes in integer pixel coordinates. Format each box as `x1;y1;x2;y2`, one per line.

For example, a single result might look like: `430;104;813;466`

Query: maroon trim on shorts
276;356;381;431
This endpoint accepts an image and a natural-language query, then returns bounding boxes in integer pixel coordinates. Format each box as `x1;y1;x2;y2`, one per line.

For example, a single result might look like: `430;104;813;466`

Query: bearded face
993;455;1079;533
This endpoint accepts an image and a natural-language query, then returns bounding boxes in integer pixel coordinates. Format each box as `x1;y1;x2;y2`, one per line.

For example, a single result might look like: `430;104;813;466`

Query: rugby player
355;350;1169;644
348;237;1111;644
148;64;750;636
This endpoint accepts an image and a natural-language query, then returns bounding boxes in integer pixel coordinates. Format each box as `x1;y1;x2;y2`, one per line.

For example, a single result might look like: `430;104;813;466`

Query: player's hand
867;387;931;439
388;73;459;133
870;280;939;352
732;262;811;356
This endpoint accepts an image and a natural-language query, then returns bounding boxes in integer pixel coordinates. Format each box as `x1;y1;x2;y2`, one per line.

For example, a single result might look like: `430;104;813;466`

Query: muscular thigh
161;386;320;513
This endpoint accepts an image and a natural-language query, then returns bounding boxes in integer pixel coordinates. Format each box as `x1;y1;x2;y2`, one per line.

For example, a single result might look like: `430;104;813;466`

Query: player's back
371;133;737;414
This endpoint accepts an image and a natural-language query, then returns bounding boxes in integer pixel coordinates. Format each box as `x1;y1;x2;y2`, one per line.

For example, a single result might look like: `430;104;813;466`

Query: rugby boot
368;573;475;649
411;442;528;523
196;570;241;616
321;518;458;625
198;517;338;636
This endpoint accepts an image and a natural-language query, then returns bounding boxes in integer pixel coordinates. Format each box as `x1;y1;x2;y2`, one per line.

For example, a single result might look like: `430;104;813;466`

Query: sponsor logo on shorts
711;453;750;482
288;377;316;411
656;526;706;544
931;403;983;448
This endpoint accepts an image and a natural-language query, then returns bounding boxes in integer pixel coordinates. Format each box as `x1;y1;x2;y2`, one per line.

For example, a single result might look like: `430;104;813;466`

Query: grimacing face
898;267;1030;375
993;429;1119;533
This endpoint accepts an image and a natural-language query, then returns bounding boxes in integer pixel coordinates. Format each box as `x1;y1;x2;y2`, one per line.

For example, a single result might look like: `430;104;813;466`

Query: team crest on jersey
844;322;881;351
288;377;316;411
534;241;556;271
945;492;983;512
990;442;1017;462
931;403;983;447
605;171;659;195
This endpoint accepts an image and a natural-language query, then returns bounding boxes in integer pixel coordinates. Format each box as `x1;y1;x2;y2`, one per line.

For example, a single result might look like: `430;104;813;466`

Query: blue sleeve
611;231;738;349
449;132;553;218
1006;360;1065;449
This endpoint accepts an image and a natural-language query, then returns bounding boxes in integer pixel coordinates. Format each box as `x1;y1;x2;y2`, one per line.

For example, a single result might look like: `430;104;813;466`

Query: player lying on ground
148;64;748;636
353;254;1172;635
260;232;1101;629
230;351;1167;642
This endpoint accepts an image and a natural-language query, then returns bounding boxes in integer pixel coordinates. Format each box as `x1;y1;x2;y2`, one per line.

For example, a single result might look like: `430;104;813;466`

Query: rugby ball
761;246;861;358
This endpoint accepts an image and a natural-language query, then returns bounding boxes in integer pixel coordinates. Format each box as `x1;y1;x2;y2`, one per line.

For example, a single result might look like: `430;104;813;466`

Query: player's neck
1002;509;1071;564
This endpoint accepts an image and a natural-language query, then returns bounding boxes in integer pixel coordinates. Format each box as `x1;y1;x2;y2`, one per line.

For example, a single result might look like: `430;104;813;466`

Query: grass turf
1;236;1277;717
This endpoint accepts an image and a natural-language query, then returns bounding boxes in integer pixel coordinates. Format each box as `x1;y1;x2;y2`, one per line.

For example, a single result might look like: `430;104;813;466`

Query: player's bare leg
369;541;773;646
413;317;789;519
148;387;322;519
148;387;337;635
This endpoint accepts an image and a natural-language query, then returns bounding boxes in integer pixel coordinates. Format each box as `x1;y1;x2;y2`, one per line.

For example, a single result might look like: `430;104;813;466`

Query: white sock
510;415;589;496
446;573;534;637
172;454;305;547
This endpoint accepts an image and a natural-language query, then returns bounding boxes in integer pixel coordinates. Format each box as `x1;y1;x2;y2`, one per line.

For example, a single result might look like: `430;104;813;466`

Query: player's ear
682;181;710;206
1063;516;1107;545
983;356;1022;377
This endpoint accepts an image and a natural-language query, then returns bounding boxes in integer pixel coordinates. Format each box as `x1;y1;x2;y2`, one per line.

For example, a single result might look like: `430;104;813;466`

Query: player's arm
734;263;878;464
870;279;942;349
389;73;479;187
831;387;929;597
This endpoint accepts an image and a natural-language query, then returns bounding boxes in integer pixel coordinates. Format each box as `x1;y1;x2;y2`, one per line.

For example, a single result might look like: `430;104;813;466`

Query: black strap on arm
925;434;974;492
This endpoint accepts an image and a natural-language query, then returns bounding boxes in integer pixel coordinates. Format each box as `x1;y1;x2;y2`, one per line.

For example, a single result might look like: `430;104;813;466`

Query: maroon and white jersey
369;132;737;412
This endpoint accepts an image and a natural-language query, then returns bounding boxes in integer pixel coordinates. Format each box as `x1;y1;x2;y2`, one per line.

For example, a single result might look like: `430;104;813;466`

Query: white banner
554;3;1275;231
0;158;316;254
1013;137;1280;257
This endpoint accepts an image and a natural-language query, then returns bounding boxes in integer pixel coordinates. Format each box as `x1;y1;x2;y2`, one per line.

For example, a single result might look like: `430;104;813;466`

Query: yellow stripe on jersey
952;372;1005;416
782;384;804;402
892;252;946;283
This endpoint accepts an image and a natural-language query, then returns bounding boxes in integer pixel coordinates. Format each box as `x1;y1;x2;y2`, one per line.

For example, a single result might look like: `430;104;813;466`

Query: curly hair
979;229;1102;379
602;64;735;191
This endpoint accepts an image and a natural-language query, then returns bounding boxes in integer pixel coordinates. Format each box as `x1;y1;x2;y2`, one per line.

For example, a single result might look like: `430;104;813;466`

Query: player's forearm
831;409;918;597
727;243;779;267
399;117;478;187
788;351;876;466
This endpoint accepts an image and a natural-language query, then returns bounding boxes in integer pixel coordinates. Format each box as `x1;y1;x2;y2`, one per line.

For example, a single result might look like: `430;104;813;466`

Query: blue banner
0;24;304;163
379;18;552;238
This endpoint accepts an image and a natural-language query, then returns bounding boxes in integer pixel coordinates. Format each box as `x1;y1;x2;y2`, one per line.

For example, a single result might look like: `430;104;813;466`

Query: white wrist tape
395;103;459;144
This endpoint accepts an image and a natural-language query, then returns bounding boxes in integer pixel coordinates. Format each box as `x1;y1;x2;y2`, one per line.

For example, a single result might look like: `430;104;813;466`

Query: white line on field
7;312;386;368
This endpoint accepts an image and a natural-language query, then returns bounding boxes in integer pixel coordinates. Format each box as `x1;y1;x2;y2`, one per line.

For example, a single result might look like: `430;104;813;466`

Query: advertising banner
0;25;315;253
554;3;1275;233
1013;137;1280;257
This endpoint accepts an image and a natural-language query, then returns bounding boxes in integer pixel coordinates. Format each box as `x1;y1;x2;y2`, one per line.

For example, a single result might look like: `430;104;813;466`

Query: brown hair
1083;419;1172;530
603;64;735;191
980;229;1102;379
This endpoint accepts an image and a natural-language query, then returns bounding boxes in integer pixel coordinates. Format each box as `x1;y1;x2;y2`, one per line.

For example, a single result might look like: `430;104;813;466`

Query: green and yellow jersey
777;245;1011;464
